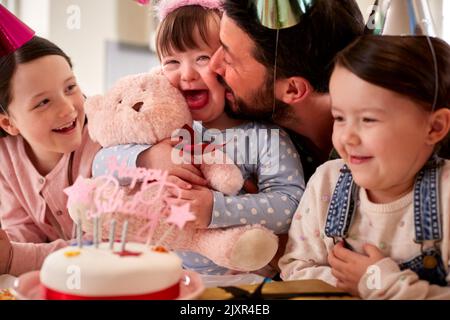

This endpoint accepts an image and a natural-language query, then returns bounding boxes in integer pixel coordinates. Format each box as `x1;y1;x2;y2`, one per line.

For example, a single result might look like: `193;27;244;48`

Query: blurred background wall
0;0;447;96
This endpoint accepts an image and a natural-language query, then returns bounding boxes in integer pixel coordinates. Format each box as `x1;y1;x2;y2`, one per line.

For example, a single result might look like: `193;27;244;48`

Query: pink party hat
0;4;35;57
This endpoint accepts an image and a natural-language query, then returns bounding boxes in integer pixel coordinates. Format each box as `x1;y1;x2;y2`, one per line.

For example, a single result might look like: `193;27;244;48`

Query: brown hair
223;0;364;93
335;35;450;157
0;36;72;138
155;5;221;59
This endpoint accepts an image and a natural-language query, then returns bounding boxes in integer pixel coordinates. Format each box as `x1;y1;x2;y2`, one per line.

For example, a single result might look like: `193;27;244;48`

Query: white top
279;159;450;299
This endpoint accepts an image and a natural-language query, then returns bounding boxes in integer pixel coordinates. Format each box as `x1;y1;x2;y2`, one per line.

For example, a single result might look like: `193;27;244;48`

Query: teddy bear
69;68;279;272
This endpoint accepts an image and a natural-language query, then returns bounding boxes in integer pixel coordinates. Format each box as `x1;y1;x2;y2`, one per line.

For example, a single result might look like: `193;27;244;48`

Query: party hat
250;0;315;30
366;0;439;111
0;4;35;57
365;0;436;36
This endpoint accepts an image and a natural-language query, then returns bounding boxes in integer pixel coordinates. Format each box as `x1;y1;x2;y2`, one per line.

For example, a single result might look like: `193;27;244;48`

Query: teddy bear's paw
210;175;244;196
203;164;244;196
229;228;279;271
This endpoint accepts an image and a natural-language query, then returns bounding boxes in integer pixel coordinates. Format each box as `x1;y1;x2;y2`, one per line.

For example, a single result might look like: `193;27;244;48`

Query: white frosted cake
40;242;183;300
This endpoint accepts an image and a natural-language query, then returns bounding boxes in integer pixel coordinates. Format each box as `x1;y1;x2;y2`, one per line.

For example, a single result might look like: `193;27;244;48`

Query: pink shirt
0;127;100;275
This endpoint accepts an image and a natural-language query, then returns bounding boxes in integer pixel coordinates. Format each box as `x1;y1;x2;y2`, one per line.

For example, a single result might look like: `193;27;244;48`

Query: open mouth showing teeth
183;90;209;110
52;119;77;133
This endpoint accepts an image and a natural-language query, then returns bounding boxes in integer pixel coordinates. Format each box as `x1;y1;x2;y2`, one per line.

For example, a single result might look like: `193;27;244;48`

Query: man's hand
167;185;214;229
328;241;385;296
137;139;208;186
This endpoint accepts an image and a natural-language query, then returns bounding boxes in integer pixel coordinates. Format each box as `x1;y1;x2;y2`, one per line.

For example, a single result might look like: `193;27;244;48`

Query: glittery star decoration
165;203;196;230
64;177;95;205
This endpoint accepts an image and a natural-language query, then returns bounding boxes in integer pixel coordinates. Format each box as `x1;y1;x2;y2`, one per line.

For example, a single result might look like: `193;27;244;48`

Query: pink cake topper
64;177;96;206
63;156;195;244
166;203;196;229
0;4;35;57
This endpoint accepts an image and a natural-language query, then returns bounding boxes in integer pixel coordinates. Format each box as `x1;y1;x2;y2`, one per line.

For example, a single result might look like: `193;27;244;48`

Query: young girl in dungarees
94;0;305;276
279;35;450;299
0;35;100;276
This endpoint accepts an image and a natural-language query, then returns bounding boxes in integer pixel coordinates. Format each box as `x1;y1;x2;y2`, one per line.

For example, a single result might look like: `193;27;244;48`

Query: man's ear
0;114;20;136
427;108;450;145
275;77;311;105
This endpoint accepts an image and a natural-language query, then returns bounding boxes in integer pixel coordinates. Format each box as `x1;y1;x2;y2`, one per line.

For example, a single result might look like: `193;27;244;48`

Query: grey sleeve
92;144;152;177
209;129;305;234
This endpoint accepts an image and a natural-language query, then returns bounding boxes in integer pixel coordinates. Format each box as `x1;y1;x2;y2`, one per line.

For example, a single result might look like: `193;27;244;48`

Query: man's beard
218;74;294;125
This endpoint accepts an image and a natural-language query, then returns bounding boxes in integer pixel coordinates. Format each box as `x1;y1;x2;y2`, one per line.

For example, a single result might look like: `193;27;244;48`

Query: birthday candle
121;220;129;252
98;216;102;245
71;221;77;240
77;218;82;248
155;224;175;248
109;220;116;250
93;217;99;248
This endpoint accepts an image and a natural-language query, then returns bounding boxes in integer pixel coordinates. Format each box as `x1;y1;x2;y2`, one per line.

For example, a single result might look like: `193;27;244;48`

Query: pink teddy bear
71;68;279;272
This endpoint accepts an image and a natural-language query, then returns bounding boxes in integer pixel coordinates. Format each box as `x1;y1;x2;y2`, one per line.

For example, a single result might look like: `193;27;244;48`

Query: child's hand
167;185;214;229
137;139;208;186
0;230;12;274
328;241;385;296
167;175;194;191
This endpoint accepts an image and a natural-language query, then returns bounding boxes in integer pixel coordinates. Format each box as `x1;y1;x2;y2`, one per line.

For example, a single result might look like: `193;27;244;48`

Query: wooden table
199;279;356;300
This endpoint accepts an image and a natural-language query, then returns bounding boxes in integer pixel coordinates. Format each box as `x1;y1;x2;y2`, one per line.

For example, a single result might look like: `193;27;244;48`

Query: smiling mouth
349;155;373;165
183;90;209;110
52;119;77;134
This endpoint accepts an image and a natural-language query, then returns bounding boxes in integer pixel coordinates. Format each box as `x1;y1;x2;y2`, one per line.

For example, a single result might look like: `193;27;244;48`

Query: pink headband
156;0;224;21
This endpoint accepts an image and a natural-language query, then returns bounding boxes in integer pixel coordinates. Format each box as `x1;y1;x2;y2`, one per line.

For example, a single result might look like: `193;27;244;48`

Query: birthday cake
39;242;183;300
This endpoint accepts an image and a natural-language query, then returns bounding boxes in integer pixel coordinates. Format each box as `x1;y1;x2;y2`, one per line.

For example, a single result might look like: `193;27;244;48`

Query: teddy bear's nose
132;102;143;112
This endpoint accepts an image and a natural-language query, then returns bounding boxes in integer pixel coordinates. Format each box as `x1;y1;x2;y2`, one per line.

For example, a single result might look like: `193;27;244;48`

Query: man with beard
208;0;365;181
93;0;365;277
194;0;364;275
116;0;364;187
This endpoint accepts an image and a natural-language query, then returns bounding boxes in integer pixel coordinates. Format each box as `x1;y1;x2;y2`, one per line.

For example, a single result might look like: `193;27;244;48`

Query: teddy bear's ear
84;95;104;119
84;95;106;145
149;66;164;76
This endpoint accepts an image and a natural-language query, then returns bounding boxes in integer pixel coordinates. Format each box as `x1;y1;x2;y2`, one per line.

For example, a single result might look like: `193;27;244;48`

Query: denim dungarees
324;156;448;286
